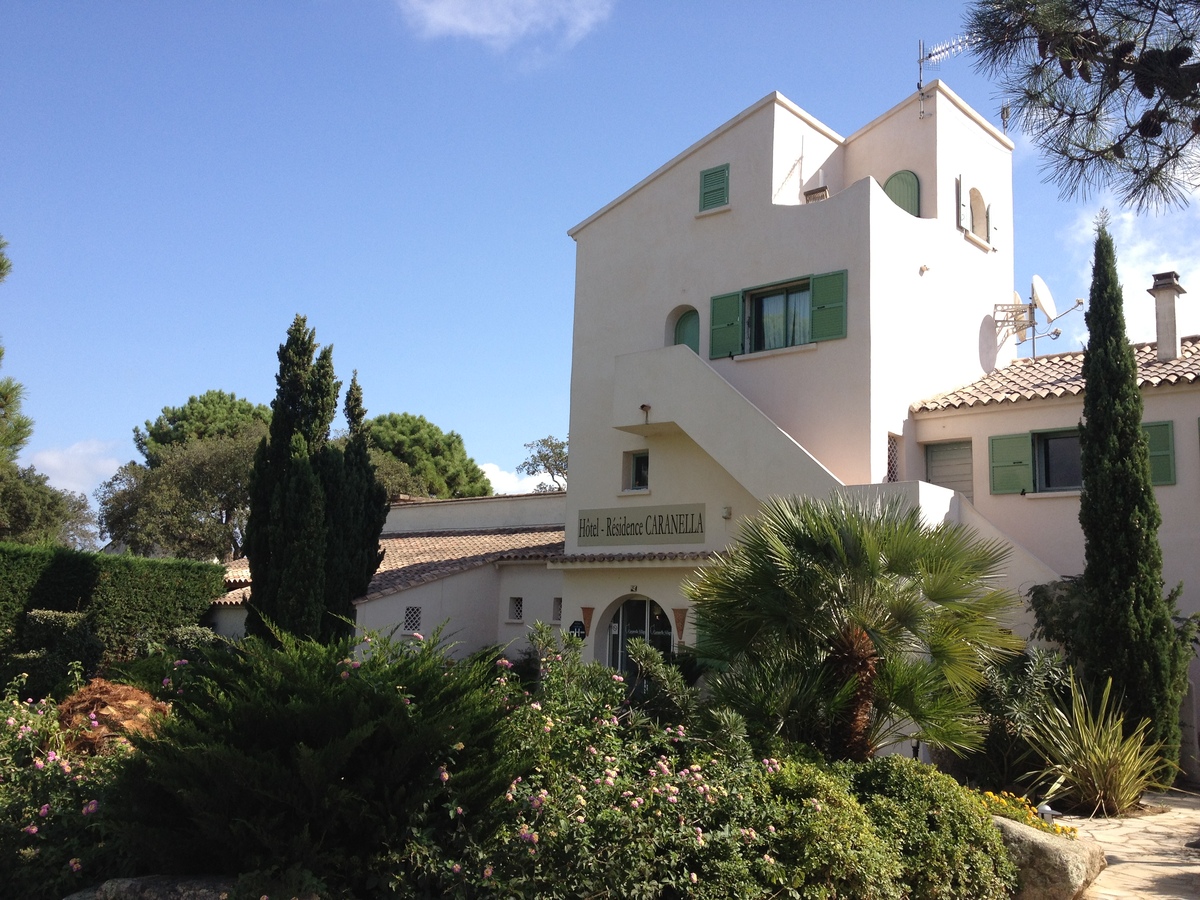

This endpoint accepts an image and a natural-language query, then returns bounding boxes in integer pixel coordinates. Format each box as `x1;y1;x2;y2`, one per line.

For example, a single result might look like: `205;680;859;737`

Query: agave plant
1025;674;1173;816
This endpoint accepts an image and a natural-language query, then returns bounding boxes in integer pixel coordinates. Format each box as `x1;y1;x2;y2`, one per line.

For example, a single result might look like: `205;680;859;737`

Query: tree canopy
1074;218;1195;768
134;389;270;467
367;412;491;499
0;461;96;549
96;423;266;561
245;316;387;641
967;0;1200;209
516;434;568;492
0;240;34;462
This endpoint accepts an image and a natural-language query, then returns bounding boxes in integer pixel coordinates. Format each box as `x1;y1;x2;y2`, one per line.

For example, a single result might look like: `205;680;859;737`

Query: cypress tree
1076;218;1192;768
318;372;387;641
246;316;338;639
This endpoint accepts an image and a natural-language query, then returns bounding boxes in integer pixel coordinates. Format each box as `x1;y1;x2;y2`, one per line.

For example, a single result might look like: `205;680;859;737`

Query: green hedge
0;543;224;684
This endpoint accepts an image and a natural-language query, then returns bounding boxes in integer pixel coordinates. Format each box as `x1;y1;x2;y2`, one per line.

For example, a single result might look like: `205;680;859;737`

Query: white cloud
27;440;122;496
481;461;554;494
398;0;614;50
1060;191;1200;346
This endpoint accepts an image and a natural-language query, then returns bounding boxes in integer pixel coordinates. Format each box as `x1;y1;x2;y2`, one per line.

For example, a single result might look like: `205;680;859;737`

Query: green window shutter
810;270;847;341
674;309;700;353
1143;421;1175;485
709;292;743;358
699;164;729;212
884;170;920;217
989;433;1033;494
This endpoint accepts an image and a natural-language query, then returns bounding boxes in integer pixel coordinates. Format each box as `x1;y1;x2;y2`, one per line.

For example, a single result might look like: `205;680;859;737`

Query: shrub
0;672;130;900
110;626;520;896
1025;674;1172;815
13;610;104;700
843;755;1017;900
978;790;1077;838
404;624;905;899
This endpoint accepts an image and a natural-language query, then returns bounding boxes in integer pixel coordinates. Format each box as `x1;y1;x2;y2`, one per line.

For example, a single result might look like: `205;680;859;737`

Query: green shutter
884;170;920;217
810;270;847;341
674;309;700;353
989;433;1033;494
1143;421;1175;485
699;164;729;212
709;292;743;358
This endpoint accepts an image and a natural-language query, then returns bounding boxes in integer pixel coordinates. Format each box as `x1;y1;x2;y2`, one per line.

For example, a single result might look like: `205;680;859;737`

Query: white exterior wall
496;561;566;656
384;492;564;533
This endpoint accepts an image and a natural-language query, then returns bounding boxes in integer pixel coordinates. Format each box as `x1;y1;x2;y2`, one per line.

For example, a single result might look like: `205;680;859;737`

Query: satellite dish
1031;275;1058;321
1014;290;1028;342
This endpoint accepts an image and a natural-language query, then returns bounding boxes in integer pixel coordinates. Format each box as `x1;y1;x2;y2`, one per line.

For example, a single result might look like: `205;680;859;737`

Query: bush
14;610;104;700
109;626;520;896
404;625;905;899
843;755;1017;900
1025;673;1172;815
978;790;1077;838
0;672;130;900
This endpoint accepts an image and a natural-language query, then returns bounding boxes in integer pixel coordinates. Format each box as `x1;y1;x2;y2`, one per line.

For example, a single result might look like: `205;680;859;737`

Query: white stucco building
219;80;1199;769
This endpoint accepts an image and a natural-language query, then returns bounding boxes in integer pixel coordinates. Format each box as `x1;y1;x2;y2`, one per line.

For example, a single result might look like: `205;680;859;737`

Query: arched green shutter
884;170;920;217
674;309;700;353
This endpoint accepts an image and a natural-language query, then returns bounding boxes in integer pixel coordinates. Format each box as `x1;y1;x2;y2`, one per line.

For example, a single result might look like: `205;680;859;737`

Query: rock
993;815;1107;900
62;875;236;900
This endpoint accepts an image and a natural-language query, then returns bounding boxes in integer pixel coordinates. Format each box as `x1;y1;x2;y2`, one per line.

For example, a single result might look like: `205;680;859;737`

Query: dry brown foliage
57;678;169;756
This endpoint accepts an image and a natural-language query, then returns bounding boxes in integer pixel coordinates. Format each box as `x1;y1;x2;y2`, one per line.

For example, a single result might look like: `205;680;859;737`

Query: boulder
993;815;1107;900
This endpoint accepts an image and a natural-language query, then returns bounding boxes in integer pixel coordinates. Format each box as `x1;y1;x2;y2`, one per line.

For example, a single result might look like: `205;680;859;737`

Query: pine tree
1076;218;1193;769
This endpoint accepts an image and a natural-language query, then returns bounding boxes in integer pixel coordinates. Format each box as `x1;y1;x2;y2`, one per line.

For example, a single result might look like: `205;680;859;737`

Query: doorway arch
605;595;674;673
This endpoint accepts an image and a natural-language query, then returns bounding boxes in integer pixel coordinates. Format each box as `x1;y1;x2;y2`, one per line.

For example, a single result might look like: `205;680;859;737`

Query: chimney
1147;271;1186;362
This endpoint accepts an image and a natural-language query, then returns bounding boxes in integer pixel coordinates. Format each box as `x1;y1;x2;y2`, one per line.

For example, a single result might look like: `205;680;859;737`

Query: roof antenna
917;35;975;118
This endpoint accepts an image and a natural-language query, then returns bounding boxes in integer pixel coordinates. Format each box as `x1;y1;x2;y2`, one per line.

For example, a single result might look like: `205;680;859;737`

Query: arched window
883;170;920;217
969;188;989;242
673;309;699;353
607;597;673;673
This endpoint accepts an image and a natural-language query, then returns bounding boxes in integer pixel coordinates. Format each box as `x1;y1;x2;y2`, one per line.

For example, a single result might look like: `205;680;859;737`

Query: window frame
709;269;847;359
622;449;649;492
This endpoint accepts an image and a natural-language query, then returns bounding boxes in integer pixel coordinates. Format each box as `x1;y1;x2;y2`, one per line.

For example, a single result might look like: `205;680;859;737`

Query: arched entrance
607;596;673;673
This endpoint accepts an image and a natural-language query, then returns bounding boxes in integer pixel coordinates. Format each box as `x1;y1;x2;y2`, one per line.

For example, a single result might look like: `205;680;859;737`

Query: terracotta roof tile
555;550;713;564
219;526;565;607
912;335;1200;412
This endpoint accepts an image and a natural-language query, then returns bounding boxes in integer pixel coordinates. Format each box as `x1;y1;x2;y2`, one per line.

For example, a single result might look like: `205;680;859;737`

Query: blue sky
3;1;1198;500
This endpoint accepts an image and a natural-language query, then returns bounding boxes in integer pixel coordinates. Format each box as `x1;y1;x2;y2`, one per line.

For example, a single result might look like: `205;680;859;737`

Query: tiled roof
555;550;713;564
912;335;1200;412
218;526;565;607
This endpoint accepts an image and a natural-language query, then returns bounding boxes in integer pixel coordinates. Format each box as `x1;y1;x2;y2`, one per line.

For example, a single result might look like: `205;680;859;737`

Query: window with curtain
751;283;811;352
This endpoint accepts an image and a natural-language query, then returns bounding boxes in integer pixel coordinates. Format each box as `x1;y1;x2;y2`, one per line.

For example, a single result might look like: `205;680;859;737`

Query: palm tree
685;494;1024;761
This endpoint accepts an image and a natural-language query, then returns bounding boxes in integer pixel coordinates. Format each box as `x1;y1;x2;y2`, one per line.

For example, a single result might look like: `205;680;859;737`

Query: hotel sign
577;503;706;547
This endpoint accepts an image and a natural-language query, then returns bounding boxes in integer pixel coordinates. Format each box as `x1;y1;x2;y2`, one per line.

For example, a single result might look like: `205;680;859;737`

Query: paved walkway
1065;790;1200;899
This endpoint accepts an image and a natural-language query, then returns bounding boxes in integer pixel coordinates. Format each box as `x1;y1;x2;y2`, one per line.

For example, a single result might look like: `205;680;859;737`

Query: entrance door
608;597;673;673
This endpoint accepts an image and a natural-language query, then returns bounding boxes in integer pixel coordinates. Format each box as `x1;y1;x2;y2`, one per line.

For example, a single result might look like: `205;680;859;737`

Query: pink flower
34;759;44;770
162;677;172;687
82;800;99;816
38;804;50;817
68;858;82;873
22;825;37;835
340;671;350;680
451;863;462;874
412;632;424;641
437;766;450;783
483;865;493;878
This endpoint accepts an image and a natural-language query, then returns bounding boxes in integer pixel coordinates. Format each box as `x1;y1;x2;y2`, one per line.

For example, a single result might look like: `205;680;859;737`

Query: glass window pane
1041;433;1081;489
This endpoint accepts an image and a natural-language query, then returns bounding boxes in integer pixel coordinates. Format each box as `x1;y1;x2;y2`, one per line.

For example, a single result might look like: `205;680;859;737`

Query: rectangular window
991;424;1174;494
623;450;649;491
508;597;524;622
710;270;846;358
403;606;421;633
699;163;729;211
552;597;563;623
1036;431;1082;491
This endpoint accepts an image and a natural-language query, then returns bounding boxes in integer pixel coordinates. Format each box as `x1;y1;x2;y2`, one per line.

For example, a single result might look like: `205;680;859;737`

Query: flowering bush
0;672;129;900
400;625;905;899
978;789;1078;838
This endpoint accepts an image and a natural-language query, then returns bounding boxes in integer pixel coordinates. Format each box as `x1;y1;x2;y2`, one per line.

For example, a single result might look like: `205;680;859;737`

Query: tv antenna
917;36;975;117
994;276;1084;356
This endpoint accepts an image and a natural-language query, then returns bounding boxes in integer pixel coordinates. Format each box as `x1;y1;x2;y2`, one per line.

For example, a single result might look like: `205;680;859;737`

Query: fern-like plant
1025;674;1173;816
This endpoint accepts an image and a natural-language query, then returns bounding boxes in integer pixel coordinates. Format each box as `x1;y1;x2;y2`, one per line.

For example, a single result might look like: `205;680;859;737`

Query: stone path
1064;790;1200;899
